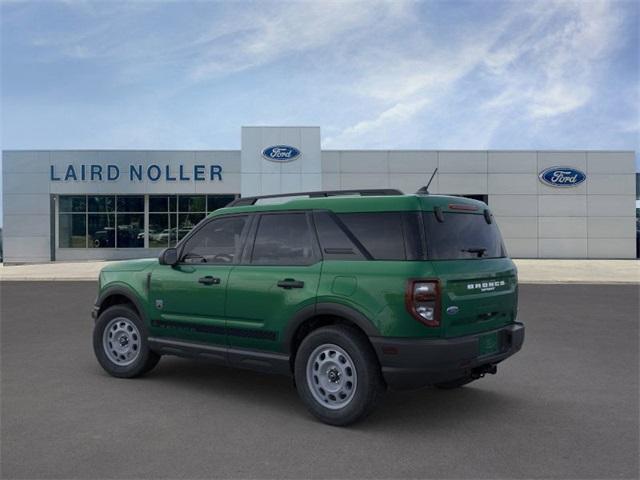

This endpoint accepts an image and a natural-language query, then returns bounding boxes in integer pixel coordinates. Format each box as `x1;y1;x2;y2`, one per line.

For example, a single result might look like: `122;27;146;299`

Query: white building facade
2;126;637;263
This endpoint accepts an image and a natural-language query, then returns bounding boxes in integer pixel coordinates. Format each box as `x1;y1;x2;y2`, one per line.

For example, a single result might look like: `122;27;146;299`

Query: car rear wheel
294;325;384;426
93;305;160;378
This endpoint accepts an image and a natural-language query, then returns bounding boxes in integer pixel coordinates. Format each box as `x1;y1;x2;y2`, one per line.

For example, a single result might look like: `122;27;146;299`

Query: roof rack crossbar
226;189;403;207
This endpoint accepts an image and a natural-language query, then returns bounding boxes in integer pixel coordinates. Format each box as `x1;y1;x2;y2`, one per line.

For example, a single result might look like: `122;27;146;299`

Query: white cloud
504;0;622;118
619;119;640;134
528;84;593;118
324;0;628;147
22;0;413;81
324;40;497;146
3;0;636;152
327;98;429;145
190;1;411;79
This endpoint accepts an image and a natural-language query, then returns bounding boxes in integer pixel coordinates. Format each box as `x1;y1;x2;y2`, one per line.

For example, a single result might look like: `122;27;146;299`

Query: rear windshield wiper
461;247;487;258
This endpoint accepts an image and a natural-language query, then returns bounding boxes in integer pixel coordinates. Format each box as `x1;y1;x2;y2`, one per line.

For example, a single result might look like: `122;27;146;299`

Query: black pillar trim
50;195;55;261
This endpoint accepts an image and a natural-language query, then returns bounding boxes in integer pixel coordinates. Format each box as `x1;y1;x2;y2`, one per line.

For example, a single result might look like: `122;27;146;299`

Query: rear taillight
405;279;440;327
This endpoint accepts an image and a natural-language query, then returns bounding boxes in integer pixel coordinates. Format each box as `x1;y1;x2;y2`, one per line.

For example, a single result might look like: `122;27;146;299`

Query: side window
337;212;409;260
181;215;248;264
313;211;365;260
251;213;316;265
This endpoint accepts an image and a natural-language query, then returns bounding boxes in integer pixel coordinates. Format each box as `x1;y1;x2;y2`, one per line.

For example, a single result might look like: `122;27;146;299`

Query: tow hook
471;364;498;379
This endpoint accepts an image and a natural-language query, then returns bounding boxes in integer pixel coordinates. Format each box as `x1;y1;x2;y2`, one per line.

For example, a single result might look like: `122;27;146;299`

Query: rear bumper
370;323;524;390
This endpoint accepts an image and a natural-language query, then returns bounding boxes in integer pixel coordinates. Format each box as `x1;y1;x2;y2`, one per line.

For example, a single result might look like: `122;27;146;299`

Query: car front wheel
294;325;384;426
93;304;160;378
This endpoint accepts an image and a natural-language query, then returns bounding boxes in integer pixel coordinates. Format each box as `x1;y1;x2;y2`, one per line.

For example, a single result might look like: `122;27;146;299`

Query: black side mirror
159;247;178;266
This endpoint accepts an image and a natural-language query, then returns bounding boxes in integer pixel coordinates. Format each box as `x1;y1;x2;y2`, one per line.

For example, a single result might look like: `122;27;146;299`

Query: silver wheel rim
102;317;141;366
306;343;358;410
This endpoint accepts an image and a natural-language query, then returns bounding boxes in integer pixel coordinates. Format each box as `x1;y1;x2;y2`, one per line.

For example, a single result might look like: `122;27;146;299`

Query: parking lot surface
1;282;638;479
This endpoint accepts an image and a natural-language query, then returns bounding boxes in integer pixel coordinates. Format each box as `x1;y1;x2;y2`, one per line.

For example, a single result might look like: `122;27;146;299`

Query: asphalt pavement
1;282;638;479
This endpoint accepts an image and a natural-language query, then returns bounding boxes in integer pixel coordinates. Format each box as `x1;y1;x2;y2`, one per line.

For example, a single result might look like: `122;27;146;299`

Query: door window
251;213;316;265
180;216;248;264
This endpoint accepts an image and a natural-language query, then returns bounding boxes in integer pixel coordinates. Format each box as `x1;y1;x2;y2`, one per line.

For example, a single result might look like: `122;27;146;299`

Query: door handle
198;276;221;285
277;278;305;289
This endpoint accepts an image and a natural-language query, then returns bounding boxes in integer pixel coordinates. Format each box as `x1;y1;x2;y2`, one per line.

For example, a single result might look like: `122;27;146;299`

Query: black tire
434;376;476;389
294;325;385;426
93;304;160;378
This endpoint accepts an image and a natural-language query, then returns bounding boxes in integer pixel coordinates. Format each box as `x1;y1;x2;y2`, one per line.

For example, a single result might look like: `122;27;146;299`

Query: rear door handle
198;276;221;285
277;278;305;289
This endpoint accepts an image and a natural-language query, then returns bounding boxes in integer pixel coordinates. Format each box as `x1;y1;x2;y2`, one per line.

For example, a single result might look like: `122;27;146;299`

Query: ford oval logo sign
261;145;301;162
538;166;586;188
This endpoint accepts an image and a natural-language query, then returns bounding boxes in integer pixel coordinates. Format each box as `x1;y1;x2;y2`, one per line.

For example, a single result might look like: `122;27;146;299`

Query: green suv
92;189;524;425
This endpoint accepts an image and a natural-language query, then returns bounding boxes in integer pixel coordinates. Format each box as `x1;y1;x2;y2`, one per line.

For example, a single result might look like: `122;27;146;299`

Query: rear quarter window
336;212;421;260
313;211;365;260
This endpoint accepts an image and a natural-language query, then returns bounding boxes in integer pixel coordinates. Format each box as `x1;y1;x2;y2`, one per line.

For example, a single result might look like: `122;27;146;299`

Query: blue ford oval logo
538;166;586;188
261;145;301;162
446;306;459;315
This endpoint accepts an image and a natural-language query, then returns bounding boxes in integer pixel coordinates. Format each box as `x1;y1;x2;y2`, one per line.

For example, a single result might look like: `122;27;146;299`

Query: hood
100;258;157;273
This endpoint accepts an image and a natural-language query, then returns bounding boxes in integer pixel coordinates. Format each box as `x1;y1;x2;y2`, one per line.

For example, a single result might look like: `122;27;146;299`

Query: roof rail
226;189;404;207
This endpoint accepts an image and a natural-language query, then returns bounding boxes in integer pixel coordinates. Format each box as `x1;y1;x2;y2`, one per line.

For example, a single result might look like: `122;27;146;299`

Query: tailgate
432;258;518;337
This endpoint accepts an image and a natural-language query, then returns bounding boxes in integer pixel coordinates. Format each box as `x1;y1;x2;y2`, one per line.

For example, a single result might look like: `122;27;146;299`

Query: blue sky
1;0;639;224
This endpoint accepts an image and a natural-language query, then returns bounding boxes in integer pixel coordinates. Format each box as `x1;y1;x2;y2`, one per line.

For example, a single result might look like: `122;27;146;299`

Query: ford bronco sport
92;189;524;425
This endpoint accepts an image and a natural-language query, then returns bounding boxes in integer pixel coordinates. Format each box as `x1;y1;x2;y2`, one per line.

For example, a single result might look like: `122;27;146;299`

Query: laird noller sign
50;163;223;182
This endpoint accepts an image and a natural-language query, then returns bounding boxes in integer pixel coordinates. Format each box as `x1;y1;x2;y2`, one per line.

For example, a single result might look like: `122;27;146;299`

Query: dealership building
1;126;637;263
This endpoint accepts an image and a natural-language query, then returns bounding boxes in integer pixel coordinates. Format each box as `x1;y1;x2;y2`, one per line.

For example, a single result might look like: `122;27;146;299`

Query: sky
1;0;639;224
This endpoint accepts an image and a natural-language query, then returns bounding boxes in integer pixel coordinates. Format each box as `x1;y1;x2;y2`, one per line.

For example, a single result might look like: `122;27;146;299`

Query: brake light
448;203;478;211
405;279;440;327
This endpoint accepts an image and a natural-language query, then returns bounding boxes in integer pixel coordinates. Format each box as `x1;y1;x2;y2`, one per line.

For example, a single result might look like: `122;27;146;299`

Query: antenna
416;167;438;195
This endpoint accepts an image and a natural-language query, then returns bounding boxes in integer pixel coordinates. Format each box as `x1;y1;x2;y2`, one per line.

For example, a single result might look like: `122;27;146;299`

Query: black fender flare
282;302;380;354
95;285;148;324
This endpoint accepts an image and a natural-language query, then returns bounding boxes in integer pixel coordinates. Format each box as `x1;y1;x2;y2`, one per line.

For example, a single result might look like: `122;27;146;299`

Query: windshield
423;212;506;260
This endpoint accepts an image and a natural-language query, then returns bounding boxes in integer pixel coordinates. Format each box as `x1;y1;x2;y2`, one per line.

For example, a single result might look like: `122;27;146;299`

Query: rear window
423;212;506;260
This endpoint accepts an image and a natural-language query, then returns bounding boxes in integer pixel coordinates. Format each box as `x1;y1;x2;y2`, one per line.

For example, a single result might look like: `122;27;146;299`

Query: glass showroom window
88;195;115;248
148;195;177;248
178;195;206;242
115;196;144;248
148;195;237;248
207;195;236;213
59;196;87;247
59;195;144;248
